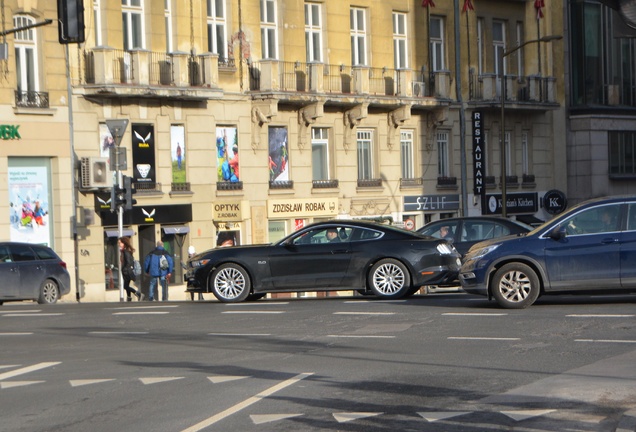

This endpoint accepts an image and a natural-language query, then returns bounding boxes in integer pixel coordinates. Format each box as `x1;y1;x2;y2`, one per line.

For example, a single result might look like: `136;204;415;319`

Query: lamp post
499;34;562;217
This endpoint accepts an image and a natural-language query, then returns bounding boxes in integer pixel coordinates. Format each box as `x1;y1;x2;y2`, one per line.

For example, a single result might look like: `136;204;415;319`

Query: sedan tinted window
10;245;37;262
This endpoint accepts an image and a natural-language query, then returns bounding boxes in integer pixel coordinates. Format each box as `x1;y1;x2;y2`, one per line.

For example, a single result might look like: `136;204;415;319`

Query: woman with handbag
118;237;144;301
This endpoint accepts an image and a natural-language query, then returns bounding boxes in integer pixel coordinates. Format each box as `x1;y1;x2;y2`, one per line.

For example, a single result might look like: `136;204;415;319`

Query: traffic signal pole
117;169;124;302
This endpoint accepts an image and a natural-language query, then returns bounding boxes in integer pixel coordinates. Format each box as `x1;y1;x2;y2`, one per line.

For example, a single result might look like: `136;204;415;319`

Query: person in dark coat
118;237;143;301
144;241;174;301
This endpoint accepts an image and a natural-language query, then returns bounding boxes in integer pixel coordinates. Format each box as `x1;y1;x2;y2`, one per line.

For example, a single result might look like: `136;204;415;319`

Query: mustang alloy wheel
38;279;60;304
210;263;251;303
491;263;540;309
368;258;411;299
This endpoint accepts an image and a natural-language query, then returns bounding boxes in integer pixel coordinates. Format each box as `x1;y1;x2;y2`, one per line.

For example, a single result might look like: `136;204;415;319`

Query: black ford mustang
185;220;461;303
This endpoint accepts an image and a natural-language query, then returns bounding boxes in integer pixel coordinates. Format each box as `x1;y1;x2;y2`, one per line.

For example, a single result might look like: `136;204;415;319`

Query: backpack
159;254;169;270
133;259;142;277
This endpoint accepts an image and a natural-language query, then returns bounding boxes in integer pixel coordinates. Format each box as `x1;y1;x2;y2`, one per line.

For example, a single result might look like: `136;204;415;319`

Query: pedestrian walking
118;237;144;301
144;241;173;301
184;245;204;301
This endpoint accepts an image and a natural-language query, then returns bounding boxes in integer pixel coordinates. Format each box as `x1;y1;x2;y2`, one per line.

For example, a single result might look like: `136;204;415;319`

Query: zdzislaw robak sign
268;198;338;218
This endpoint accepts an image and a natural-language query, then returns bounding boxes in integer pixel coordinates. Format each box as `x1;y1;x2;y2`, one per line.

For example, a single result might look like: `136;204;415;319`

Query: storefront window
268;220;287;243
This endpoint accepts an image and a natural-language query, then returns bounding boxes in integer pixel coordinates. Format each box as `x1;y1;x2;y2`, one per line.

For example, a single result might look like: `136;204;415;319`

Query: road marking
344;300;407;304
327;335;395;339
140;377;184;385
333;412;383;423
443;312;507;316
180;372;312;432
0;332;33;336
225;302;289;306
3;313;64;317
208;333;271;337
70;379;116;387
0;362;60;381
251;414;303;425
575;339;636;344
89;331;149;335
448;337;520;341
501;409;556;421
567;314;634;318
107;305;179;310
1;381;45;389
333;312;395;316
208;375;249;384
0;309;41;314
222;311;285;314
112;312;170;315
418;412;471;422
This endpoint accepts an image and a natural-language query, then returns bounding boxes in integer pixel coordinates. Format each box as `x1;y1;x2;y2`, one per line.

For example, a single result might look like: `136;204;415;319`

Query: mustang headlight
190;259;210;268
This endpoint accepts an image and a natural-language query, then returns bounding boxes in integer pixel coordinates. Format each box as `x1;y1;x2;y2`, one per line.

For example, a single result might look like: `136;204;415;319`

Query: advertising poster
9;166;52;246
216;126;239;182
171;125;186;183
131;124;155;186
99;123;115;160
268;127;289;182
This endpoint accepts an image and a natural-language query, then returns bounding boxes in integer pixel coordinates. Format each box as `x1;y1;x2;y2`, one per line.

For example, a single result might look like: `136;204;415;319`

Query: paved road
1;292;635;431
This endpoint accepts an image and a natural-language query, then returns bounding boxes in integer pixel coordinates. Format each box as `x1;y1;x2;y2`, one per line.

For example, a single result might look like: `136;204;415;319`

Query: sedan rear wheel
491;263;540;309
210;263;251;303
38;279;60;304
368;258;411;299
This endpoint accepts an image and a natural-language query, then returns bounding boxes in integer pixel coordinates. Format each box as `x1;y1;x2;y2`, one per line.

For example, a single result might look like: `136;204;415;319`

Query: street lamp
499;34;562;217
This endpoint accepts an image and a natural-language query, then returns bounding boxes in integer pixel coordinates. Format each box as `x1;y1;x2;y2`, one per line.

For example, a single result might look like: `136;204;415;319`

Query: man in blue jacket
144;241;174;301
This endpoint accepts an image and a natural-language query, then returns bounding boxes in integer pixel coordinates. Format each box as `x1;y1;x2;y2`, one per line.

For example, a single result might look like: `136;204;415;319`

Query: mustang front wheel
210;263;251;303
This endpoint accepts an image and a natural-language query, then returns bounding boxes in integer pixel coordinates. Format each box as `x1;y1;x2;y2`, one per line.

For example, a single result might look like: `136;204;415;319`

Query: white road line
112;312;170;315
221;311;285;314
327;335;396;339
0;362;60;381
448;337;520;341
443;312;507;316
208;333;271;337
89;331;149;335
2;313;64;317
180;372;313;432
343;300;408;304
0;310;41;314
107;305;179;310
0;332;33;336
575;339;636;344
567;314;634;318
225;302;289;306
333;312;395;316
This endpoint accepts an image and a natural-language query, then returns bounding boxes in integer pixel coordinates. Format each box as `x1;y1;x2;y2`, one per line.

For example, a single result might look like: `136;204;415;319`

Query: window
521;131;529;175
609;131;636;176
13;15;39;99
477;18;484;75
312;127;330;181
504;131;512;176
350;7;367;66
400;130;414;179
122;0;144;50
305;2;322;62
437;131;449;177
393;12;407;69
261;0;278;59
357;130;374;180
430;16;445;71
493;20;506;77
165;0;173;52
93;0;102;46
208;0;227;60
515;22;524;78
562;204;620;235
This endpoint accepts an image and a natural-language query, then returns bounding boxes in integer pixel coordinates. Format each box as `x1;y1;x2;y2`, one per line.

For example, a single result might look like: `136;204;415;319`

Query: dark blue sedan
459;196;636;308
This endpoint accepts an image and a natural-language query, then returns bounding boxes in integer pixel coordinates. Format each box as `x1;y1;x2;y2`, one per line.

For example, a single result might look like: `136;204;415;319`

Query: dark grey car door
10;244;45;299
0;245;20;299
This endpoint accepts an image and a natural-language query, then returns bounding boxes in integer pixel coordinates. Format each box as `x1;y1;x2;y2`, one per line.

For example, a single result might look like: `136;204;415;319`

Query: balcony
437;176;458;189
269;180;294;189
469;69;559;108
400;177;423;188
170;182;191;192
249;61;452;107
312;179;339;189
15;90;49;109
217;181;243;191
78;47;223;101
357;178;382;188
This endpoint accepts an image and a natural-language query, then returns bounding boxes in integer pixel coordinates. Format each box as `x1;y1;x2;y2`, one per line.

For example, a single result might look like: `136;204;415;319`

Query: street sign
105;119;129;146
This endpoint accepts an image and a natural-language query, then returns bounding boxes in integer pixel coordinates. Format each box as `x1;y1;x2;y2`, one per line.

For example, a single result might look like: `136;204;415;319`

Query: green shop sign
1;125;21;140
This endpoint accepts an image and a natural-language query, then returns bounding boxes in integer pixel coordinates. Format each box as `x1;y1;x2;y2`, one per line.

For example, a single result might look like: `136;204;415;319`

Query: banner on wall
216;127;239;182
171;125;186;183
269;127;289;182
8;166;52;246
131;124;156;185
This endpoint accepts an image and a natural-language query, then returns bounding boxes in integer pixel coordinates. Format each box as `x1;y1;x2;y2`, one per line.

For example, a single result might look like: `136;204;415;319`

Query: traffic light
122;175;137;211
57;0;85;44
111;184;125;211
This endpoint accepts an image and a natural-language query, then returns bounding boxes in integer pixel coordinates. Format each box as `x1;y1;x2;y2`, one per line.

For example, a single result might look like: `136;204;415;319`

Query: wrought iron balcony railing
15;90;49;108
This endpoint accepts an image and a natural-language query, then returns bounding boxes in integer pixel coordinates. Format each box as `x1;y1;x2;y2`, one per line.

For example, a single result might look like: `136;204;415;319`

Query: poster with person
268;127;289;182
8;165;52;246
99;123;115;168
216;127;239;182
171;125;186;183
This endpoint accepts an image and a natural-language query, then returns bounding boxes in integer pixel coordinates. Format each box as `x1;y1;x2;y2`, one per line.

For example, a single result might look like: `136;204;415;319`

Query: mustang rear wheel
368;258;411;299
210;263;251;303
491;263;540;309
38;279;60;304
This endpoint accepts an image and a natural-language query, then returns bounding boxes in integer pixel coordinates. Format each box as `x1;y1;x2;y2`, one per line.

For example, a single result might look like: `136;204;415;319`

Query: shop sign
213;200;247;221
1;125;20;140
100;204;192;225
543;190;567;215
403;194;460;212
485;192;538;215
215;222;241;231
268;197;338;218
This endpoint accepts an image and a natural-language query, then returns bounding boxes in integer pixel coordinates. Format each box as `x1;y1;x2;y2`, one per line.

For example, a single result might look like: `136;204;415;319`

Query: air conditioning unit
412;81;425;97
80;157;113;189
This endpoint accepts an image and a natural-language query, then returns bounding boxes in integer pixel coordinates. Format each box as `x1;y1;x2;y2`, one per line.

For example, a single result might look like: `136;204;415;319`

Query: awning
515;215;544;226
162;225;190;235
105;229;135;238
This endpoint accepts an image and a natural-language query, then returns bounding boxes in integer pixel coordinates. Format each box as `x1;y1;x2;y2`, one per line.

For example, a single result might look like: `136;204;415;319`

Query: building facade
0;0;565;302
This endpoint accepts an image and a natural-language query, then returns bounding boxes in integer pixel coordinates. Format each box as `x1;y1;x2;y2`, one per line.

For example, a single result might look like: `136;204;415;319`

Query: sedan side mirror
548;225;566;241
